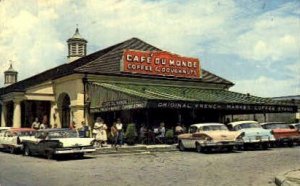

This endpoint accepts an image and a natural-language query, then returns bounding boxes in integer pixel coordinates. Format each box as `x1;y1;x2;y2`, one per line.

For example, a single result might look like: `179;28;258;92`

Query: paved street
0;147;300;186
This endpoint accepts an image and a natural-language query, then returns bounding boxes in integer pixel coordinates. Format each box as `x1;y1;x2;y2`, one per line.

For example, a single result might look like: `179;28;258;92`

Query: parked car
260;122;300;147
178;123;244;153
0;127;11;148
22;128;96;159
289;123;300;130
228;121;275;150
0;128;36;153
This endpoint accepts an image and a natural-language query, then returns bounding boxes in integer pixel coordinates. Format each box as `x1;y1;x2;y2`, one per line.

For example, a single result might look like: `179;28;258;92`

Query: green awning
87;83;297;113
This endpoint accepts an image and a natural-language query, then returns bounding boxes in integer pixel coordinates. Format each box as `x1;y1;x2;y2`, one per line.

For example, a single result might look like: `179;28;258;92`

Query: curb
91;144;179;155
275;169;300;186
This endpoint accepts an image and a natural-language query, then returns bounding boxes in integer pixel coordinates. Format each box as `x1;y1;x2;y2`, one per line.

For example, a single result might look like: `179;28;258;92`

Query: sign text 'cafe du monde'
120;49;201;79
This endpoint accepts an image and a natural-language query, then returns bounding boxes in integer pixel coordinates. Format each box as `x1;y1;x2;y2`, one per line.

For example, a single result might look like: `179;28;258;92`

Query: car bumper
200;141;243;147
54;147;96;154
244;139;275;144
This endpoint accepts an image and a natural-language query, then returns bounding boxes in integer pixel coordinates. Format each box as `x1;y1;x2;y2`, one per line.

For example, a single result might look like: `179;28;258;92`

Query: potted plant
125;123;137;145
165;129;174;144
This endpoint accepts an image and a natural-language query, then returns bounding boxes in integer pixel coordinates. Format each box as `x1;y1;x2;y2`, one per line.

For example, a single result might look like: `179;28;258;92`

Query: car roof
190;123;225;128
228;120;258;127
289;123;300;126
260;122;287;126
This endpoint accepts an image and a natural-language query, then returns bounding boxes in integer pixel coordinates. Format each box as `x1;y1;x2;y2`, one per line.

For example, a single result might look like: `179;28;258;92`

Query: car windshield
17;131;36;136
48;130;78;138
263;123;289;129
239;123;261;129
201;125;228;131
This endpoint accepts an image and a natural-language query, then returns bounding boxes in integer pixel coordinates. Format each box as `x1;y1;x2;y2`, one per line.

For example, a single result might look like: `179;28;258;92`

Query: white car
22;128;96;159
178;123;244;153
0;128;36;153
228;121;275;149
289;123;300;130
0;127;11;148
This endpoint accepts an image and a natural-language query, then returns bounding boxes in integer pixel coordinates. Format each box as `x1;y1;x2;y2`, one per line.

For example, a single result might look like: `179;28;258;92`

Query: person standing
31;117;40;130
93;117;108;147
110;122;118;148
115;118;123;146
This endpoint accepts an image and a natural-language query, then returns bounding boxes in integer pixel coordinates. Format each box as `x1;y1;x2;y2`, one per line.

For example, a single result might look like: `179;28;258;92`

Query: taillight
237;132;245;140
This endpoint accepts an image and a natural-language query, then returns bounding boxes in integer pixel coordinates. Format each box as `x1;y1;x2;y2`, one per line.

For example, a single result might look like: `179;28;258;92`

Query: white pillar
50;102;57;128
13;100;21;128
1;102;6;127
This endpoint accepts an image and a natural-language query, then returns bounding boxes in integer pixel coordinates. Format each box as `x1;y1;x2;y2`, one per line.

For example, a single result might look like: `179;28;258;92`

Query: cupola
67;27;87;63
4;63;18;86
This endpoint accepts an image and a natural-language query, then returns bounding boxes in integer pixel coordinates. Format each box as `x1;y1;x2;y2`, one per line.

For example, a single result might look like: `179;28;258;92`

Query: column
49;102;57;128
13;100;21;128
1;102;6;127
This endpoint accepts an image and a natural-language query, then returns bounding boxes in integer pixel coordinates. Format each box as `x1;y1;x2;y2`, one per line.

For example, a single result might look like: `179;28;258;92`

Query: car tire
288;141;294;147
196;143;203;153
261;143;269;150
226;146;234;152
24;146;31;156
75;153;84;159
179;141;185;151
9;147;15;154
46;151;54;160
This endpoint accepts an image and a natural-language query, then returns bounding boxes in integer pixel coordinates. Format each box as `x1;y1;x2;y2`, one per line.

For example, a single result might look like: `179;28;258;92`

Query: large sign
120;49;201;79
149;101;297;113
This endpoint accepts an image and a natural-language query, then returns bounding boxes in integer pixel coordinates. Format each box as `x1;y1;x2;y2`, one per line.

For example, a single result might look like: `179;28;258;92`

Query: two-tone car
228;121;275;150
261;122;300;147
0;128;36;153
178;123;244;153
22;128;96;159
0;127;11;148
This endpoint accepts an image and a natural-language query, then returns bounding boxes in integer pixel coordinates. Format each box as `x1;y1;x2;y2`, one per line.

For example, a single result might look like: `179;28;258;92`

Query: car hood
55;138;94;147
240;128;272;136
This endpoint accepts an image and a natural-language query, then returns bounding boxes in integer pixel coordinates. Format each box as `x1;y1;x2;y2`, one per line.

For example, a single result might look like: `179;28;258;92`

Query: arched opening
58;93;71;128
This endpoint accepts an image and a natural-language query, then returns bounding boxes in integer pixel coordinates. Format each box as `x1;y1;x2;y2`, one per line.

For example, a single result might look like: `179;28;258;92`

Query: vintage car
228;121;275;149
178;123;244;153
289;123;300;130
22;128;96;159
0;127;11;148
261;122;300;147
0;128;36;153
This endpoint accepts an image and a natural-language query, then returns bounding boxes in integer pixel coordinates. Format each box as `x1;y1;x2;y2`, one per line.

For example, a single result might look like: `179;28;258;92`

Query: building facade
0;29;297;129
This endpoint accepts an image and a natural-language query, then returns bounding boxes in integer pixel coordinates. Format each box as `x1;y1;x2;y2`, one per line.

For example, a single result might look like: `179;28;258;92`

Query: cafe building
0;28;297;129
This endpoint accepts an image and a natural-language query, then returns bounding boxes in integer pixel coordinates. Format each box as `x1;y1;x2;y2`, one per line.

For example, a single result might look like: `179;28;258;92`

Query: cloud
231;75;299;97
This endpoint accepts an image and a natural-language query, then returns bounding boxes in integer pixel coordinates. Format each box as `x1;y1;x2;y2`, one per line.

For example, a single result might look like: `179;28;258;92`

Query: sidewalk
275;169;300;186
91;144;178;155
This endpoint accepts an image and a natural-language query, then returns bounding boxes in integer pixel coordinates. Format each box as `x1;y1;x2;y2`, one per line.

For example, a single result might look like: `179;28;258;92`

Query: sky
0;0;299;97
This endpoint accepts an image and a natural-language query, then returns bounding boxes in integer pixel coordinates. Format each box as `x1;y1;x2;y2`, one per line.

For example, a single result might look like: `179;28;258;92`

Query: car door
186;126;198;148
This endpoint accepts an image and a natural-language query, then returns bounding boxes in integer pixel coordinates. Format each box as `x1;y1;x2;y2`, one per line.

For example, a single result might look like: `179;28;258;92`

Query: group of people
139;122;186;144
31;116;187;146
31;116;56;130
92;117;124;148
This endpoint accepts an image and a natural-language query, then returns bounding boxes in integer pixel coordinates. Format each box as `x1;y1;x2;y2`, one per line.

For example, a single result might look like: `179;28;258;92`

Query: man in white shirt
115;118;123;146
